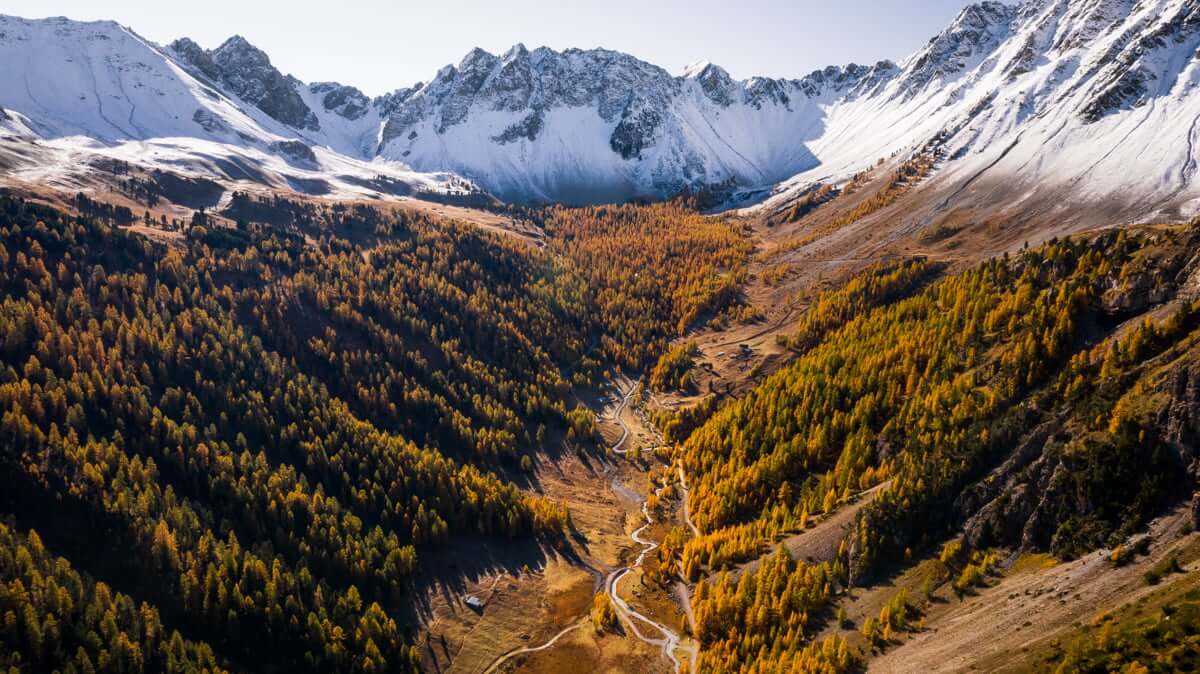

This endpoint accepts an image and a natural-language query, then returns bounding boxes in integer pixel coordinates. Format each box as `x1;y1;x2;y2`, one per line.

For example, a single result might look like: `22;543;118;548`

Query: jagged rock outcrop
797;61;898;100
687;62;737;106
378;45;681;144
1192;492;1200;531
171;35;319;131
894;1;1016;99
191;109;228;134
373;85;421;117
310;82;370;120
168;37;221;81
4;0;1200;207
958;417;1060;549
1163;365;1200;473
492;109;543;144
1080;0;1200;121
271;139;317;166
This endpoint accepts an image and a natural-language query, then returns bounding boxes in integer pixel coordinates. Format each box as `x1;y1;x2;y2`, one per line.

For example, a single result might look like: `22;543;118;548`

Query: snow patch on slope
754;0;1200;218
0;15;464;200
2;1;1200;214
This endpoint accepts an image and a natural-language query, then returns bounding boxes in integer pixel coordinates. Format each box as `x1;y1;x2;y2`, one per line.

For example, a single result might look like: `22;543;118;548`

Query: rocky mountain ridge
0;0;1198;212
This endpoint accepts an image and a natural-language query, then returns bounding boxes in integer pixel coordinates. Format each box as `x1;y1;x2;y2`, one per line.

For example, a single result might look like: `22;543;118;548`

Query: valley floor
416;377;696;674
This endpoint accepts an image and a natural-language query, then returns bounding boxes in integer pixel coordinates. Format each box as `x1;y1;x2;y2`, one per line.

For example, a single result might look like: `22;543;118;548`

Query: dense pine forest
2;188;1199;673
540;200;753;371
0;194;751;672
675;225;1200;673
0;197;571;672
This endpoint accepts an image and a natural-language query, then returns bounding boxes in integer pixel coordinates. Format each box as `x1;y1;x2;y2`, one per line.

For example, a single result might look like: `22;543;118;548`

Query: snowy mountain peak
757;0;1200;225
0;14;463;200
194;34;320;131
895;0;1017;98
682;60;715;78
685;61;737;106
2;1;1200;216
458;46;500;74
503;43;530;61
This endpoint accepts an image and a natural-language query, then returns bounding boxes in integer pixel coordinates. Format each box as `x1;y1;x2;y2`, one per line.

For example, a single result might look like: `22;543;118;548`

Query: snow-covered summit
1;0;1199;216
756;0;1200;222
0;14;465;199
374;44;841;202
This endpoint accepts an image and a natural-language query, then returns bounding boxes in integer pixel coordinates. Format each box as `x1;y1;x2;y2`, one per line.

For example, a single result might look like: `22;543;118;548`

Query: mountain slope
371;45;891;203
0;15;461;200
759;0;1200;223
363;0;1200;212
0;0;1198;214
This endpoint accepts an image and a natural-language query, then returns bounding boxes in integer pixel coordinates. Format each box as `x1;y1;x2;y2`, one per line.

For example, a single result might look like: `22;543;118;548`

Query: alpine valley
3;1;1200;674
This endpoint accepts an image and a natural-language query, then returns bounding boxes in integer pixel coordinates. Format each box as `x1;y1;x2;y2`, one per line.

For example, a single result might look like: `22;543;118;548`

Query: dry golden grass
500;624;669;674
625;568;688;634
423;568;549;674
1009;552;1059;574
546;565;595;626
864;506;1200;674
417;426;659;674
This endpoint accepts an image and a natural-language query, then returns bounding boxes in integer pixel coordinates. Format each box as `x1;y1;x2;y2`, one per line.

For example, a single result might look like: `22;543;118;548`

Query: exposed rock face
958;417;1059;550
310;82;369;120
894;1;1016;99
1163;365;1200;473
379;45;682;145
271;139;317;166
1003;33;1038;82
1080;0;1200;122
192;109;228;134
688;62;736;106
168;37;220;81
210;36;319;131
1052;0;1131;52
171;35;319;131
1192;492;1200;531
796;61;898;100
373;85;420;117
610;105;663;160
742;77;792;109
492;109;543;144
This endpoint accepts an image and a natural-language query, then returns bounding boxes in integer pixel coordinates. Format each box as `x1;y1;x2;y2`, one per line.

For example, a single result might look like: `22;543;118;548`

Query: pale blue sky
6;0;976;95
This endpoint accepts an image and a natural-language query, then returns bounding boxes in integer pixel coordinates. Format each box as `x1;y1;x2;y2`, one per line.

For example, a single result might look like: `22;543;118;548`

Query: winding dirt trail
610;381;636;453
607;380;698;673
677;465;700;539
480;619;588;674
481;379;698;674
603;481;698;674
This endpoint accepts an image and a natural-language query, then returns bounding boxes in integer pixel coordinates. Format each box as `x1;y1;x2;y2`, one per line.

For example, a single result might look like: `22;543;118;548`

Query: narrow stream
484;379;697;673
607;381;697;674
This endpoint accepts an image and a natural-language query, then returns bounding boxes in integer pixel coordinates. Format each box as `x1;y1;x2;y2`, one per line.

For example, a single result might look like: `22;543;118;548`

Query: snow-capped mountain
370;0;1200;213
757;0;1200;222
1;0;1199;215
369;46;896;203
0;15;460;201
